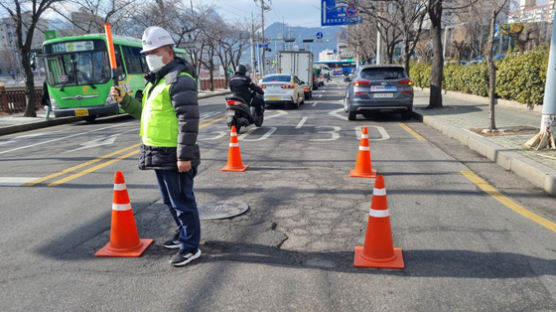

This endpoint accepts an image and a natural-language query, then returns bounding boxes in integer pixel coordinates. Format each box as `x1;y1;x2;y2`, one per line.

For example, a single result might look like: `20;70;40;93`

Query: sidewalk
0;89;231;136
413;88;556;197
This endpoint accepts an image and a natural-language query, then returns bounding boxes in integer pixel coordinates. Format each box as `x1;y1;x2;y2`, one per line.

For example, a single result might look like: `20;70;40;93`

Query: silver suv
344;65;413;120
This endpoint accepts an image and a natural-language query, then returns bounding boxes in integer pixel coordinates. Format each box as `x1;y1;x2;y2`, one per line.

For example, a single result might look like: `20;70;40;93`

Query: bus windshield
44;40;110;88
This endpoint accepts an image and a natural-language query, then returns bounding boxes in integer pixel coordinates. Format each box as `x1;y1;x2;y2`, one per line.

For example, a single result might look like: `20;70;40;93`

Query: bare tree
344;0;426;71
342;20;377;64
426;0;477;109
50;0;138;34
485;0;510;131
0;0;64;117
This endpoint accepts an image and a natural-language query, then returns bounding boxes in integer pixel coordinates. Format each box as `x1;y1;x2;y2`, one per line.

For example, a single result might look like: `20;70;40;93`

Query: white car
261;74;304;109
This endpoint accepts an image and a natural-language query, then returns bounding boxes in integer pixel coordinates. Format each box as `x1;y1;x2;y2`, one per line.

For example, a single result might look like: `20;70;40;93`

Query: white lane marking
355;126;390;141
0;129;67;147
0;123;128;155
265;110;288;120
311;126;341;141
312;101;319;107
15;128;66;139
328;108;347;121
200;111;221;120
0;140;16;146
296;117;308;129
198;131;227;141
0;177;39;186
239;127;277;141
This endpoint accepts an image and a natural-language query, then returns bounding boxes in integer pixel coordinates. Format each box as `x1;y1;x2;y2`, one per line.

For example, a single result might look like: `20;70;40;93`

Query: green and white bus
42;32;189;121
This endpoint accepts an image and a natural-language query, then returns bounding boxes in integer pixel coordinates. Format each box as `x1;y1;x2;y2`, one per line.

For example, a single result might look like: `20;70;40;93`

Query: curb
416;88;543;114
0;91;231;136
412;110;556;197
198;90;231;99
0;116;82;136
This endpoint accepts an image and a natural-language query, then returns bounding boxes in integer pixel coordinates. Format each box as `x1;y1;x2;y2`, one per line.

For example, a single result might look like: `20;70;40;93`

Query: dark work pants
155;167;200;252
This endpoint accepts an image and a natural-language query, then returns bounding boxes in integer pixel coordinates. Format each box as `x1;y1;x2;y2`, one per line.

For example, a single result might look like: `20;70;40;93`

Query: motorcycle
224;93;264;133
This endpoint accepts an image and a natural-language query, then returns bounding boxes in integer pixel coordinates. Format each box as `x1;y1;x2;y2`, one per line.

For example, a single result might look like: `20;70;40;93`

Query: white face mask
146;54;165;72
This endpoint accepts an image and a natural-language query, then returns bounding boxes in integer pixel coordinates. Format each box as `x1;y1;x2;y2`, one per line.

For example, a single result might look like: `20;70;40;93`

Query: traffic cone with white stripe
95;171;153;257
354;175;404;269
221;126;248;172
349;127;377;178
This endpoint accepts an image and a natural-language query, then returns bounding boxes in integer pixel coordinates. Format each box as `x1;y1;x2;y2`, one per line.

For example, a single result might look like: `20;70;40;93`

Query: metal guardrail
0;86;43;114
0;77;227;114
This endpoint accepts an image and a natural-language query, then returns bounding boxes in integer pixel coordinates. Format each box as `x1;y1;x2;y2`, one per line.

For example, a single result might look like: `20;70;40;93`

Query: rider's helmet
236;64;247;76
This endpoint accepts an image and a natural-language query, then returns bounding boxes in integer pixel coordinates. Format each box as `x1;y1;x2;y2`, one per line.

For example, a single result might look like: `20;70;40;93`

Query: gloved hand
110;86;126;103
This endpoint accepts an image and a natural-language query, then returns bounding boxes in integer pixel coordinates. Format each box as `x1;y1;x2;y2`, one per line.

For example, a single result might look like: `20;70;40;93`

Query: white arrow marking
64;134;120;153
265;110;288;120
328;108;347;121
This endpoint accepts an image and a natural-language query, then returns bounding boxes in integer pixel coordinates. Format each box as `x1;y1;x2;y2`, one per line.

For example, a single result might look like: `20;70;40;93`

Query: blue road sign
321;0;362;26
316;32;323;40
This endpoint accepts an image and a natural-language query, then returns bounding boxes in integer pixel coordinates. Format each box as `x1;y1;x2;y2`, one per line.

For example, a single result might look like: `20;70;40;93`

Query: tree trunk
427;0;443;109
22;52;37;117
403;35;411;74
487;9;497;130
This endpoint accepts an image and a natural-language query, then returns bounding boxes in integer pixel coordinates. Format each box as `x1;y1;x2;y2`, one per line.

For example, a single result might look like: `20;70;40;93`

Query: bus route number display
51;41;95;53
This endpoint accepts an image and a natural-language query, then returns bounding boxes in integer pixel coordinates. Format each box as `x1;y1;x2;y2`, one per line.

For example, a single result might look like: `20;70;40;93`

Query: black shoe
163;232;180;249
170;249;201;267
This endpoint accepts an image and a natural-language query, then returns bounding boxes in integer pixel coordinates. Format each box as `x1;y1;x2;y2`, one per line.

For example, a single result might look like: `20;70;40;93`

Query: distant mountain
240;22;342;64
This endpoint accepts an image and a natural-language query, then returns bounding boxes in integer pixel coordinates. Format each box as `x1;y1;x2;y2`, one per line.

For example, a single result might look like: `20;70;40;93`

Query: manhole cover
198;200;249;220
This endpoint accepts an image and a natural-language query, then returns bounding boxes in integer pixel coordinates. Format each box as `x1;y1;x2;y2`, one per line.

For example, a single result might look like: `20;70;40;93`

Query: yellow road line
537;153;556;161
24;143;140;186
461;170;556;233
48;149;140;186
399;123;425;141
200;116;224;128
30;113;223;187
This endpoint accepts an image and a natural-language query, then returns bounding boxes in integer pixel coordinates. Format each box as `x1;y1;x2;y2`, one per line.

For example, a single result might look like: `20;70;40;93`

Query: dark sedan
344;65;413;120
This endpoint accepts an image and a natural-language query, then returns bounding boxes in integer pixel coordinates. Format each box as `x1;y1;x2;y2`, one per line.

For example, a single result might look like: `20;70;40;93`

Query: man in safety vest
110;26;201;267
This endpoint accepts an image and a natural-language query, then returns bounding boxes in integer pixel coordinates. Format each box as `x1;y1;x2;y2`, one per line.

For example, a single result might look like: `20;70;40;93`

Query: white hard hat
140;26;175;53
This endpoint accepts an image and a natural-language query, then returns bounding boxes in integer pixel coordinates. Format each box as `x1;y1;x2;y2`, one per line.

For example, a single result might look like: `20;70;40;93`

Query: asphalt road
0;81;555;312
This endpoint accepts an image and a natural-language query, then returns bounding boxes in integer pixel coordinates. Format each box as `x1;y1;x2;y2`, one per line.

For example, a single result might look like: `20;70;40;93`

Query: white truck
279;50;314;100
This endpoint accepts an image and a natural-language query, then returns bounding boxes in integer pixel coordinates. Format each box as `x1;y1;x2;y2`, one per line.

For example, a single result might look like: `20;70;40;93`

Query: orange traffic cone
95;171;153;257
354;175;404;269
349;127;377;178
221;126;248;172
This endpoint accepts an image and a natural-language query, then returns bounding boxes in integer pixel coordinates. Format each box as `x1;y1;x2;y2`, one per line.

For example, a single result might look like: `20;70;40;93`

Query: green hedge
409;45;549;105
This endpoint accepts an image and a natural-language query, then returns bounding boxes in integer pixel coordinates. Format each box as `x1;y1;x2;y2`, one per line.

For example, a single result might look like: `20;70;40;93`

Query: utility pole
524;11;556;150
251;12;256;80
376;25;382;65
261;0;265;76
255;0;271;76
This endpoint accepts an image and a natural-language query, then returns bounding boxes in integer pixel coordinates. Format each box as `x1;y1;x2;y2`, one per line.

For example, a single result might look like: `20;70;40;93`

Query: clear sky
200;0;323;27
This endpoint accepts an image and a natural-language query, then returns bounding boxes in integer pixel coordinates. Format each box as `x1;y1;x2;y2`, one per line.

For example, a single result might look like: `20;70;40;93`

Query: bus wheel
135;91;143;101
85;116;96;123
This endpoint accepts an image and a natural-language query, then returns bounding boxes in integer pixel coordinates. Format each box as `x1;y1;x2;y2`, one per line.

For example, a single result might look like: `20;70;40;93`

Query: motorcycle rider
229;65;264;114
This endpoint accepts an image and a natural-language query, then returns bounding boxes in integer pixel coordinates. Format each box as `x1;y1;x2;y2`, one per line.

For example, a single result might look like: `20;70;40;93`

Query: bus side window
123;46;144;74
114;45;126;79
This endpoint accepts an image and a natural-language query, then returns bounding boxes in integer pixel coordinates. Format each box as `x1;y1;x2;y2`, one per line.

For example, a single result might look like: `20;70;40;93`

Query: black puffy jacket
119;57;200;170
229;73;263;104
